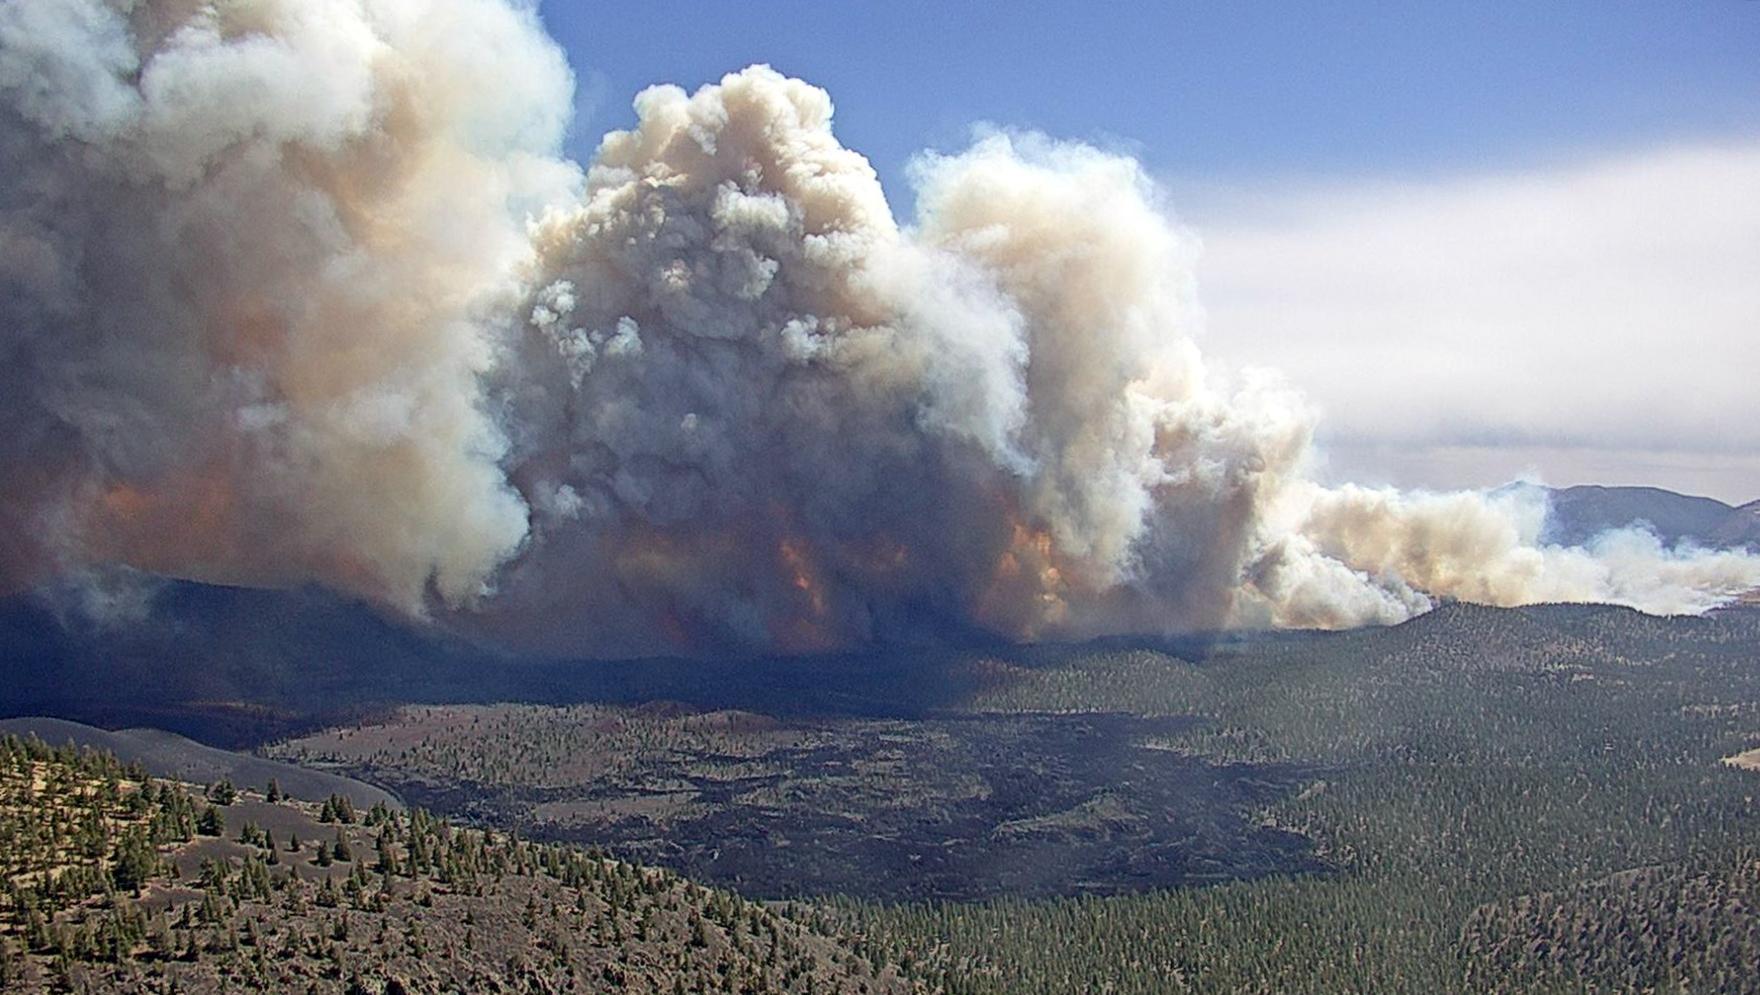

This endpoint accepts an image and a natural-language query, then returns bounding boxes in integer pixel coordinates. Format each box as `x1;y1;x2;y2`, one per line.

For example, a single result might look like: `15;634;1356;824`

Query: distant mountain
1712;498;1760;548
1538;484;1760;550
4;482;1756;751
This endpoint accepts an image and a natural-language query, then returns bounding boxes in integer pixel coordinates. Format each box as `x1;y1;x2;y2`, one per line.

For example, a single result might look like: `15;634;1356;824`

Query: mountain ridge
1539;483;1760;549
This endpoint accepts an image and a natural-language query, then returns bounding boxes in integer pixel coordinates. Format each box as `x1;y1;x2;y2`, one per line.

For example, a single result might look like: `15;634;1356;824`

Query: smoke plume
4;2;1757;655
0;0;575;609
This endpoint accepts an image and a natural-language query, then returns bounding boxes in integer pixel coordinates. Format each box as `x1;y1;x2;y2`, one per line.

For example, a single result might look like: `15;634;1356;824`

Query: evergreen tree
196;805;225;837
110;828;160;895
207;779;236;805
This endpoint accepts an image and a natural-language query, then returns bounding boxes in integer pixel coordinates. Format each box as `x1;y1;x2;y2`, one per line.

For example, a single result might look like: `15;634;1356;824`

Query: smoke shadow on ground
0;575;1260;748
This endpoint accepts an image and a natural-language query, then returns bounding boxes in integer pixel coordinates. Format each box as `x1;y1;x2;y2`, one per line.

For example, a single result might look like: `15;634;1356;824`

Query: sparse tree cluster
0;734;921;993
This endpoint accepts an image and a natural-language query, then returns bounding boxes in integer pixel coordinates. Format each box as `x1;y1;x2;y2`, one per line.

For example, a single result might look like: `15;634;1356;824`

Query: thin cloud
1191;142;1760;494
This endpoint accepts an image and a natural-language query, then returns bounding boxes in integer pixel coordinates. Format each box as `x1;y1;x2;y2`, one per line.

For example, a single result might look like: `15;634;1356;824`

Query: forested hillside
0;735;920;994
832;604;1760;993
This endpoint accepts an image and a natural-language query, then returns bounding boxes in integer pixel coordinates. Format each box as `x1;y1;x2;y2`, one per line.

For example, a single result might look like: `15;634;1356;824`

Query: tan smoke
485;66;1760;651
3;7;1755;652
0;0;578;609
1286;484;1760;619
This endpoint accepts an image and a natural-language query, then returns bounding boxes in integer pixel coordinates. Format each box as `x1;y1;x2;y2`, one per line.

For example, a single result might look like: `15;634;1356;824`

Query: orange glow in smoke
99;483;153;522
976;514;1072;638
854;536;910;573
778;537;827;617
91;471;245;580
207;296;289;369
774;537;836;653
656;604;693;649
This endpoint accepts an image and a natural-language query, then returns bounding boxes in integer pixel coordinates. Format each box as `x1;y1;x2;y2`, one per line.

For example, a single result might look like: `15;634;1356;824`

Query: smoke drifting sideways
2;2;1757;656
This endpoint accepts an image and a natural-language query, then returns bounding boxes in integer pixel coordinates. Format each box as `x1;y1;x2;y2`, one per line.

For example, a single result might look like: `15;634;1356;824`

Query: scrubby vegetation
273;703;820;792
0;734;920;993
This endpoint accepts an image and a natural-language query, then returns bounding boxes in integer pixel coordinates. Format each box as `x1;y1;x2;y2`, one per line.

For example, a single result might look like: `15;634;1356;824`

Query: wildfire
656;604;693;649
90;471;245;580
852;536;910;573
769;537;838;653
777;537;828;617
99;483;153;522
976;514;1073;639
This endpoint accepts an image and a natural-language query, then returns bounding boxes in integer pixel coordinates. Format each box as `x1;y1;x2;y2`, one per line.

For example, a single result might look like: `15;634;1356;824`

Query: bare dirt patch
1721;747;1760;771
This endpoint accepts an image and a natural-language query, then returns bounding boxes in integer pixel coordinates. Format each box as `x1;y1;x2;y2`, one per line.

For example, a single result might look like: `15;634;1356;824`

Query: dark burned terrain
271;706;1320;902
3;573;1328;903
8;577;1760;991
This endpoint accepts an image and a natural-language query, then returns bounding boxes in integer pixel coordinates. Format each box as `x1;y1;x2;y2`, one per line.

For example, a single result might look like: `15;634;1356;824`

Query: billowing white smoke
3;4;1756;654
0;0;577;609
485;67;1760;652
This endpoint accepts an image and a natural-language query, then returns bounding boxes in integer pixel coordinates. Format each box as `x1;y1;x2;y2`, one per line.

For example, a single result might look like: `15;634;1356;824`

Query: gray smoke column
0;0;576;609
3;5;1756;655
487;66;1760;653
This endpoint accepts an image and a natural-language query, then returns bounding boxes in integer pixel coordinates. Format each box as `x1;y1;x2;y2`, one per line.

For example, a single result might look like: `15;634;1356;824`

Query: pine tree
197;805;225;837
111;828;160;895
208;779;236;805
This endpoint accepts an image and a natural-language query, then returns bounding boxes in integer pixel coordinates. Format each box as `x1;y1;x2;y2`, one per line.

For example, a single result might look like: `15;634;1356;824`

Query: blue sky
536;2;1760;502
540;1;1760;201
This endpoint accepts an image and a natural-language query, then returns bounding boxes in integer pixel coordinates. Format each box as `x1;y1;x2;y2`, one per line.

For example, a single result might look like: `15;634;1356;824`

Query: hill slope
1541;484;1760;549
0;734;920;994
0;577;491;745
0;718;398;810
